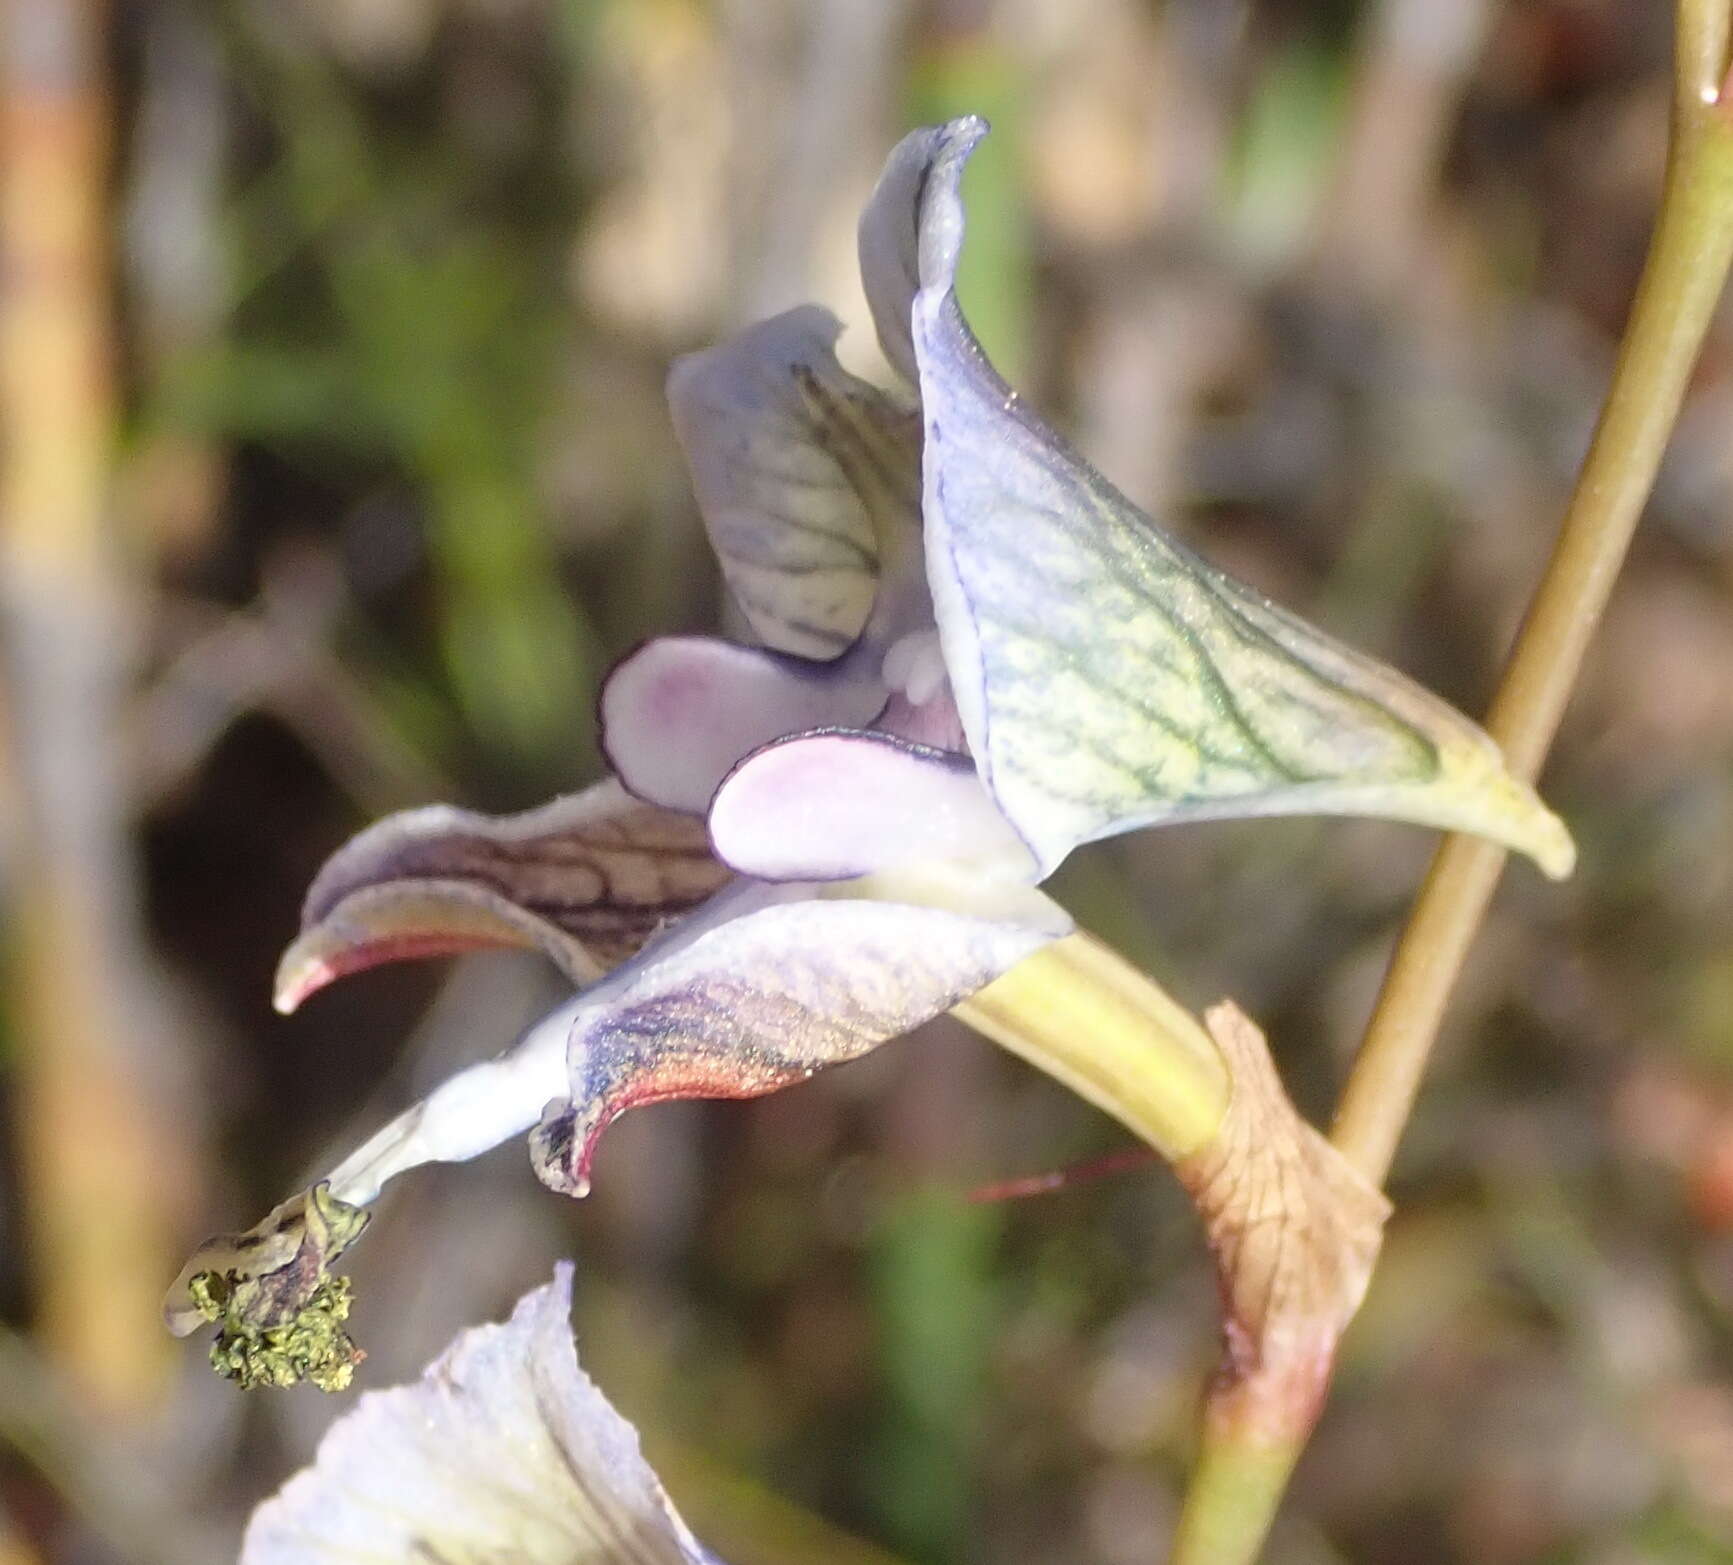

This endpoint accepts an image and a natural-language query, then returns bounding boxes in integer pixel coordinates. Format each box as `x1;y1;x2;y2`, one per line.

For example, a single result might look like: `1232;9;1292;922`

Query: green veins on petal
905;117;1573;880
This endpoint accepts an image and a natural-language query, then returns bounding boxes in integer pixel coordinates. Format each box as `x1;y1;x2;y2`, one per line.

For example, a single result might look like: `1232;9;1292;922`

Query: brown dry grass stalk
1;0;177;1413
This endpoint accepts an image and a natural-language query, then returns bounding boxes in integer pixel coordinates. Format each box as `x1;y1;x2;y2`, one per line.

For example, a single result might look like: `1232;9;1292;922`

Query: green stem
1331;5;1733;1186
1171;6;1733;1559
955;932;1231;1162
1170;1429;1305;1565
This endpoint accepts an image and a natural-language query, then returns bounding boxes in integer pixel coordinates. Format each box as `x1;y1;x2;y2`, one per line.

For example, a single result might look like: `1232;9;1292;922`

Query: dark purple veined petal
240;1267;723;1564
669;305;922;661
904;118;1573;880
532;875;1070;1196
709;730;1033;882
276;778;730;1013
598;635;886;813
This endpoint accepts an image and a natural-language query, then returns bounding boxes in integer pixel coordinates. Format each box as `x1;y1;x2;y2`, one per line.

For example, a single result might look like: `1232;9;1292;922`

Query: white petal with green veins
905;118;1573;880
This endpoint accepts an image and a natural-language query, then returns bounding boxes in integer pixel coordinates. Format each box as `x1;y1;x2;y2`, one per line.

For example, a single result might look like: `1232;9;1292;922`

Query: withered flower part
165;1184;369;1392
1176;1005;1391;1440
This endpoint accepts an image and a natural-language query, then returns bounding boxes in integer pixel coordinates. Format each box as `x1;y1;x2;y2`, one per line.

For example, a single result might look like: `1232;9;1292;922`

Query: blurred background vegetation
2;0;1733;1561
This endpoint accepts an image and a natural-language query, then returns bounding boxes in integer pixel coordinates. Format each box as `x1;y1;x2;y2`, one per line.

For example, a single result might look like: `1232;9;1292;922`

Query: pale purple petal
532;876;1069;1195
241;1266;721;1565
599;635;885;812
709;731;1034;882
668;305;921;660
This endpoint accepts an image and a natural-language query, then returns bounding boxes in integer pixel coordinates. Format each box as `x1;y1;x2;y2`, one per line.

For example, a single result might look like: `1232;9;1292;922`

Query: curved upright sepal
904;118;1574;881
858;124;955;385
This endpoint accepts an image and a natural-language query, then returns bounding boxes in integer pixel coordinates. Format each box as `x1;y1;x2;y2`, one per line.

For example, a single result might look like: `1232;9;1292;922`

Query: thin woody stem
1331;0;1733;1185
1677;0;1731;110
1170;5;1733;1560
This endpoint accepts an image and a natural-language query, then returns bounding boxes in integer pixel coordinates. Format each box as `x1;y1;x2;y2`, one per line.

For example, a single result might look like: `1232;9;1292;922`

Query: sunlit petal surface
533;875;1069;1195
240;1267;722;1565
903;117;1573;880
599;635;884;812
709;731;1033;882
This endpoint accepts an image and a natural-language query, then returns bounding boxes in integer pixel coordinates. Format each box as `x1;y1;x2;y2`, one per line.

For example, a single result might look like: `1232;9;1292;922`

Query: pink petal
599;635;885;812
709;731;1034;881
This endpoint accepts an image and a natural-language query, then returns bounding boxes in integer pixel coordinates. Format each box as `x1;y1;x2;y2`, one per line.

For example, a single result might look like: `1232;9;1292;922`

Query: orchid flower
610;117;1573;887
168;118;1572;1390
